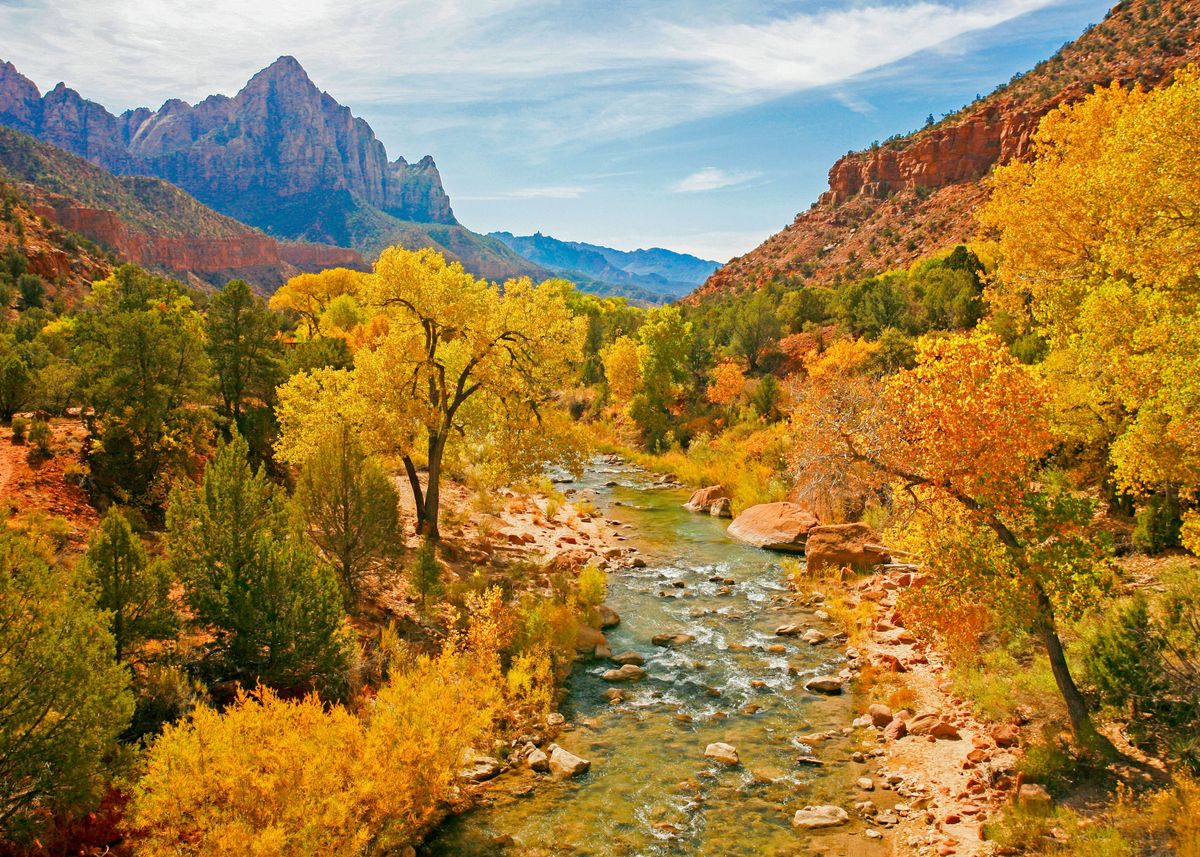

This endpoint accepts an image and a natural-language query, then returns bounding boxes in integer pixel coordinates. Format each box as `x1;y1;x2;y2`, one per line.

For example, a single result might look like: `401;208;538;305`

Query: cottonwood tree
792;332;1111;743
296;426;403;607
78;508;177;662
277;247;585;540
0;531;132;836
167;433;353;696
269;268;366;338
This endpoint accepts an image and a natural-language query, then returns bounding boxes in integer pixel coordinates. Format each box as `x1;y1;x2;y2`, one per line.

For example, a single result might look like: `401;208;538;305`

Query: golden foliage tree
277;248;586;540
269;268;367;338
792;332;1110;741
980;68;1200;498
705;361;746;407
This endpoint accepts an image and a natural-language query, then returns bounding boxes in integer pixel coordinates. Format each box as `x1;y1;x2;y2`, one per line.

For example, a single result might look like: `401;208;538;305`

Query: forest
0;66;1198;856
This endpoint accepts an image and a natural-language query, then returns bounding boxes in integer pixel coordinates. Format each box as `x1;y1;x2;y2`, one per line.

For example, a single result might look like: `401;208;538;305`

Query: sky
0;0;1115;261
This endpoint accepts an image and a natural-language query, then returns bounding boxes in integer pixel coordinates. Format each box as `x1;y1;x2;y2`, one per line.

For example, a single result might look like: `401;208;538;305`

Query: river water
428;462;885;857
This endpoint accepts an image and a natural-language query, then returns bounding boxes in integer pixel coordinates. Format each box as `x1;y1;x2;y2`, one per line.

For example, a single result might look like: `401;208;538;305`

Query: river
428;461;886;856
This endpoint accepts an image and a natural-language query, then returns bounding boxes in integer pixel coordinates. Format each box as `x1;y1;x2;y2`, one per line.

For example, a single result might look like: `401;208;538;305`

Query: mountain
0;124;362;290
697;0;1200;298
0;56;547;282
490;231;720;302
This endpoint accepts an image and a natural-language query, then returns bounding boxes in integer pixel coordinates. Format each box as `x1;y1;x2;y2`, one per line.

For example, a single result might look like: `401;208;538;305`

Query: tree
167;433;353;695
296;426;402;607
73;266;211;509
0;531;132;837
728;290;781;372
408;538;441;608
0;335;31;421
206;279;282;430
792;332;1110;743
601;335;641;406
269;268;366;338
77;508;177;661
277;248;585;540
706;361;746;407
979;71;1200;498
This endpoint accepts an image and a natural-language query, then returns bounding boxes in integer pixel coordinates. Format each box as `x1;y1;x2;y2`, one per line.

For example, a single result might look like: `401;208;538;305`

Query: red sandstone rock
727;502;819;552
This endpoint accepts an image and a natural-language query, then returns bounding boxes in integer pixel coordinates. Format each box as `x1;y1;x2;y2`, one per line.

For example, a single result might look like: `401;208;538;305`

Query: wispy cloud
458;185;588;201
672;167;760;193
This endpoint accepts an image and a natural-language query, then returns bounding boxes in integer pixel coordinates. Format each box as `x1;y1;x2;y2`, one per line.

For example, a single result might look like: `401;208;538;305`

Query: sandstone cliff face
698;0;1200;297
0;56;455;246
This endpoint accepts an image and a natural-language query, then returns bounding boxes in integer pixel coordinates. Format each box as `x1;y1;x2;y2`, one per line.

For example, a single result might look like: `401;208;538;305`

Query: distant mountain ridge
697;0;1200;298
0;56;547;282
490;231;719;302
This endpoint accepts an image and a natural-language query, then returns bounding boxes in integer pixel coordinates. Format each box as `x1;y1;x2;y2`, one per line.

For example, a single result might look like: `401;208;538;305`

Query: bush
409;539;442;608
10;413;27;442
1133;493;1182;553
27;417;52;457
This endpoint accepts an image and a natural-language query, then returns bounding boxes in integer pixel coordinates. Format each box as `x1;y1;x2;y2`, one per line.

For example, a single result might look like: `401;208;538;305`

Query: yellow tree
270;268;367;337
706;361;746;407
277;248;585;540
979;68;1200;500
792;332;1111;742
601;335;641;406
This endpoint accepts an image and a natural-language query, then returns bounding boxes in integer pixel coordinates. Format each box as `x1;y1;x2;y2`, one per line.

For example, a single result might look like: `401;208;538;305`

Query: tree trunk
401;455;427;535
1034;585;1109;750
417;434;446;541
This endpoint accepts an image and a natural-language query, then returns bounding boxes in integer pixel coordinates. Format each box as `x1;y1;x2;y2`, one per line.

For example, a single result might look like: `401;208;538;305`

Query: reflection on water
427;463;874;857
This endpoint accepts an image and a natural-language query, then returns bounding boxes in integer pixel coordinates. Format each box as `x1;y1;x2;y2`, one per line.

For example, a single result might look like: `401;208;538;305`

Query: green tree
409;538;442;608
0;531;133;837
296;426;403;607
167;433;353;696
0;335;32;421
78;509;177;662
74;266;212;509
206;279;282;430
15;274;44;311
728;290;781;372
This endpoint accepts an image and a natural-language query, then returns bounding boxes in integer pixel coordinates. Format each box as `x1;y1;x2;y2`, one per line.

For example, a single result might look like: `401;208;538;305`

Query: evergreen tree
78;509;177;661
206;279;282;431
0;531;133;837
296;426;402;607
167;433;353;696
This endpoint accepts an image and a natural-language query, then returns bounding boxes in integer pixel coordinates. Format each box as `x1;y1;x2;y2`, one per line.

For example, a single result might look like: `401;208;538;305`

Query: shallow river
428;462;886;857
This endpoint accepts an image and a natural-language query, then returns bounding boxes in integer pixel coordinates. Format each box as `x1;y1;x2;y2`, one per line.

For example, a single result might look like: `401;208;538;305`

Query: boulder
459;754;502;782
1018;783;1053;812
548;744;591;778
792;805;850;829
602;664;646;682
992;723;1020;748
804;523;891;575
801;629;828;645
774;624;804;637
527;747;550;772
597;605;621;629
905;713;941;736
883;718;907;740
610;651;645;666
575;624;608;655
709;497;733;518
652;632;695;647
867;703;894;727
727;502;820;552
684;485;729;513
704;742;740;765
804;676;844;694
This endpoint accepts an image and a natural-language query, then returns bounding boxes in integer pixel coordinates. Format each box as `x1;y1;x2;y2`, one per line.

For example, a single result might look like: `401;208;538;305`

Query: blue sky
1;0;1113;260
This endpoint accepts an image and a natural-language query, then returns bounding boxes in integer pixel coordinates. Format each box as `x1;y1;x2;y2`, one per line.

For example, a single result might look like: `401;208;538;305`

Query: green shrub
409;539;442;608
10;414;27;442
1133;493;1182;553
27;417;51;456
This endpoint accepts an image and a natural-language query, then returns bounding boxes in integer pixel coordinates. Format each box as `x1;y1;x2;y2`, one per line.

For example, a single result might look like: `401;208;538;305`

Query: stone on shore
709;497;733;518
575;624;608;655
867;703;894;727
792;805;850;829
704;742;740;765
727;502;820;552
801;628;828;645
684;485;729;514
803;522;891;575
597;605;621;629
527;747;550;772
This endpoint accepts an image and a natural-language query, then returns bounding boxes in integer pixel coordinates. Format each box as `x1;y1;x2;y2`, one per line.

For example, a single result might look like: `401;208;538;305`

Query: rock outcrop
694;0;1200;297
726;502;820;552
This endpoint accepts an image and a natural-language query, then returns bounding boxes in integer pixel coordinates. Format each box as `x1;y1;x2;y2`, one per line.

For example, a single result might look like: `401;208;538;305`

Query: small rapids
427;463;880;857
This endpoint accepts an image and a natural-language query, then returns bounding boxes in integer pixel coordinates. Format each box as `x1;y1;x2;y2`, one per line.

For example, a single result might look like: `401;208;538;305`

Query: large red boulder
726;502;820;552
684;485;729;513
804;523;890;574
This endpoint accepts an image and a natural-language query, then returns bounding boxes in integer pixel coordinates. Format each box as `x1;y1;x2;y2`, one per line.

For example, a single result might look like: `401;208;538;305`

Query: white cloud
458;185;587;201
672;168;760;193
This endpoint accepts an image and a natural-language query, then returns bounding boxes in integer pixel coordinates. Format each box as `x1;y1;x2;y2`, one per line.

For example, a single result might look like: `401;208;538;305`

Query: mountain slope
491;231;719;301
0;56;546;281
0;124;362;290
697;0;1200;298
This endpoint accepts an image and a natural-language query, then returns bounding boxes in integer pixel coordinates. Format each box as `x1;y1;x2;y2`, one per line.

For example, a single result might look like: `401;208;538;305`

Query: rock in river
804;676;844;694
652;632;695;647
726;502;820;551
610;651;645;666
602;664;647;682
704;742;740;765
684;485;729;514
548;744;591;778
792;805;850;829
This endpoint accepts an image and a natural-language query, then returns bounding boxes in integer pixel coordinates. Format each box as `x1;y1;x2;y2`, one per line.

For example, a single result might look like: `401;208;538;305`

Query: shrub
1133;493;1182;553
577;564;607;623
409;539;442;608
26;417;51;457
10;413;27;442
